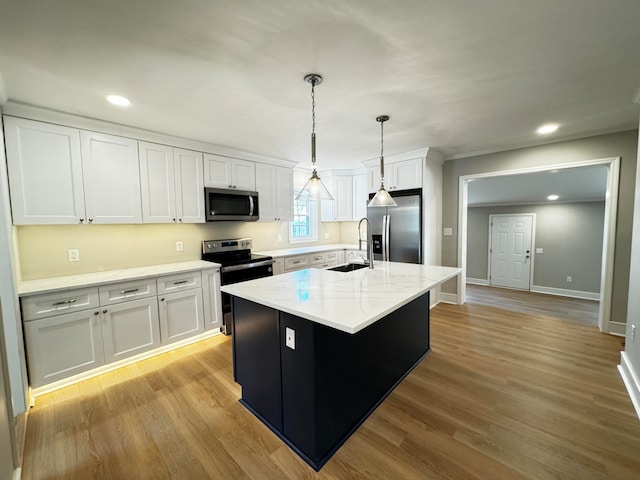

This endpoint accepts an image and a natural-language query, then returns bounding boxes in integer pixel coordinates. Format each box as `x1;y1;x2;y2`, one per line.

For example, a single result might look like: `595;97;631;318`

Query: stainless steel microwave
205;188;259;221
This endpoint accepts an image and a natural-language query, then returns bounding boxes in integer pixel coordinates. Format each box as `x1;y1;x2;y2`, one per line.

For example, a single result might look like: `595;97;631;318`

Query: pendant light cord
380;118;385;180
311;79;316;168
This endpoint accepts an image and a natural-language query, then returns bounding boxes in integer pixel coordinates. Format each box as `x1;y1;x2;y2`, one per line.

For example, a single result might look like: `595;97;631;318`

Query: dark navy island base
230;291;431;471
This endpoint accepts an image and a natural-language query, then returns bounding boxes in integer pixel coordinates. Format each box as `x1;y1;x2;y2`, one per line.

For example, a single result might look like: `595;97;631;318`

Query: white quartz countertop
255;244;360;257
221;262;462;334
18;260;220;296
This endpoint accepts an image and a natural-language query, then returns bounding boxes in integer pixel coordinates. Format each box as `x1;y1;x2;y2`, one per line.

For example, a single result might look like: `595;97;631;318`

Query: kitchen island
221;262;461;470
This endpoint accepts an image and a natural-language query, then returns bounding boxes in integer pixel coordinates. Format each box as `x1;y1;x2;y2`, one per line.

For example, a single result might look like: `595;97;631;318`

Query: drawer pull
121;288;140;294
173;280;189;285
52;299;77;306
292;260;301;264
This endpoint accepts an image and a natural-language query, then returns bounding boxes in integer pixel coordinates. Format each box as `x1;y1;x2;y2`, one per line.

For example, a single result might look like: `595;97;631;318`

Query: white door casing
489;214;534;290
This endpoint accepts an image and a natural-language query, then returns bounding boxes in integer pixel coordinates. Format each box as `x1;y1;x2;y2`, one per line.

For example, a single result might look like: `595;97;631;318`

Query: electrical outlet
286;327;295;350
277;234;283;243
324;233;330;239
566;276;573;283
176;241;184;252
536;248;543;254
443;227;453;236
67;249;80;262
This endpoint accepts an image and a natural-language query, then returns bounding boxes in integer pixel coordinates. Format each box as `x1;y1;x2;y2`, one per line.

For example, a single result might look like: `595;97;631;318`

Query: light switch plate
67;249;80;262
536;248;543;254
443;227;453;236
286;327;295;350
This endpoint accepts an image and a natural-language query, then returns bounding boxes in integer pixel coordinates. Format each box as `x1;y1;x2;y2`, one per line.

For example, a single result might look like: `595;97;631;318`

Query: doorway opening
457;157;620;334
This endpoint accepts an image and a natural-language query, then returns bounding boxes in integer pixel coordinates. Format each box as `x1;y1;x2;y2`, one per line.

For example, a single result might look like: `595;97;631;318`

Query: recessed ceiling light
547;194;559;201
106;95;131;107
537;123;558;135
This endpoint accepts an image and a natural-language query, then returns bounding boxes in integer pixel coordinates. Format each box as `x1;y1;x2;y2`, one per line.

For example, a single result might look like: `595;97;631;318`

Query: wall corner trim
439;292;459;305
618;351;640;420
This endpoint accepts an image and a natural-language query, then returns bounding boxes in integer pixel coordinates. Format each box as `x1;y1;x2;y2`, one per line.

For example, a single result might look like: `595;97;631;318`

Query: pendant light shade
295;74;334;201
368;115;397;207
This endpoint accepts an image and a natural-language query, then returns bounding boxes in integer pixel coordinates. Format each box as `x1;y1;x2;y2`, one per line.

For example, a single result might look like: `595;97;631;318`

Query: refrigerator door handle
383;214;391;261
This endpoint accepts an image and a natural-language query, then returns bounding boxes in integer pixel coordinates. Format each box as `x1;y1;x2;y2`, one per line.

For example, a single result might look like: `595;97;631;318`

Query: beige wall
442;129;638;325
18;221;342;280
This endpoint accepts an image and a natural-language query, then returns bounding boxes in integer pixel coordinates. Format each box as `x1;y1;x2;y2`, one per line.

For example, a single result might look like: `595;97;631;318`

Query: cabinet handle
94;311;100;316
79;218;85;223
102;309;107;314
173;280;189;285
178;218;183;222
121;288;140;294
88;218;94;223
173;218;176;222
228;184;233;188
292;260;301;264
52;299;77;306
160;297;165;302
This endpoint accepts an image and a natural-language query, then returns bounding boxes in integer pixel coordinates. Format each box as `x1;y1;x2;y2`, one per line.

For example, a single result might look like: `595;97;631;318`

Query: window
289;197;318;243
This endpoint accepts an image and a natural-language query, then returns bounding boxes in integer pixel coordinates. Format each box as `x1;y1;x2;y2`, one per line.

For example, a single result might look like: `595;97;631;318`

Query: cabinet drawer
284;255;309;271
309;253;325;265
99;279;157;305
325;251;338;262
22;288;100;321
157;271;202;294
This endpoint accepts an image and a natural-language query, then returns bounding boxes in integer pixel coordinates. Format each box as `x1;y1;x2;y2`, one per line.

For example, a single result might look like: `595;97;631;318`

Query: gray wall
467;202;604;293
442;129;638;325
624;127;640;397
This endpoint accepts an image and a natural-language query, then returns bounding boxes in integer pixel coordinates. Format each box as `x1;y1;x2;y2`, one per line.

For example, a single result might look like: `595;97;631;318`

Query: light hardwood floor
21;301;639;479
466;283;600;326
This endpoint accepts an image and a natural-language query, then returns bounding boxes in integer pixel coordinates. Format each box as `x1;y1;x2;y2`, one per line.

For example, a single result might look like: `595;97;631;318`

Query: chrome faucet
358;217;374;269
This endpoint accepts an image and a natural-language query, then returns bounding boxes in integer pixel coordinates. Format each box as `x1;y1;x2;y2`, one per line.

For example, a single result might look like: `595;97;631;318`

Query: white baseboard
608;321;627;337
618;351;640;421
467;277;489;286
530;285;600;301
13;467;21;480
439;292;459;305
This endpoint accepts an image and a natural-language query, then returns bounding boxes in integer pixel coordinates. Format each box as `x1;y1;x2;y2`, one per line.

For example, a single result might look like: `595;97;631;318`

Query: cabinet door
272;258;285;275
24;309;105;387
332;176;353;221
158;288;205;344
275;167;294;222
367;166;381;194
391;158;422;190
203;153;232;188
139;141;176;223
255;163;277;221
232;159;256;191
352;174;368;220
101;297;160;363
81;131;142;223
4;117;86;224
202;269;222;331
174;148;205;223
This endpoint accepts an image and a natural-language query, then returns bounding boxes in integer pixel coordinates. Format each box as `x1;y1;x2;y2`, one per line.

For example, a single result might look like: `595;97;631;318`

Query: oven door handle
221;259;273;273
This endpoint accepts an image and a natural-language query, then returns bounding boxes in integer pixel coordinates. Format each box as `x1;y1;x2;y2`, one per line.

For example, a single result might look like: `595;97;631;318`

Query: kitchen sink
327;263;369;272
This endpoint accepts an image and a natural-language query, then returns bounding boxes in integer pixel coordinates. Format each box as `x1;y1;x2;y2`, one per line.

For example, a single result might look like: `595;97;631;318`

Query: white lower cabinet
22;267;219;389
158;288;204;345
25;309;105;388
101;297;160;363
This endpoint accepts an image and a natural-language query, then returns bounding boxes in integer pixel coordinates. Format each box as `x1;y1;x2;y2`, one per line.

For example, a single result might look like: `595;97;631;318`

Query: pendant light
295;74;334;200
368;115;397;207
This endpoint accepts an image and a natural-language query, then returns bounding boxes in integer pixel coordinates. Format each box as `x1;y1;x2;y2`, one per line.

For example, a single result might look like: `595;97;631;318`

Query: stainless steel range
201;238;273;334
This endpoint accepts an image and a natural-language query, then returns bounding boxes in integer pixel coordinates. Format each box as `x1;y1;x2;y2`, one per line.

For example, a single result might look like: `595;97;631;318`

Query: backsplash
17;221;346;280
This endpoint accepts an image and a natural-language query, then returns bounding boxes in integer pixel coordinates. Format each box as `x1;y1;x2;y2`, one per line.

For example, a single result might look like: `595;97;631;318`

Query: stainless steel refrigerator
367;188;422;264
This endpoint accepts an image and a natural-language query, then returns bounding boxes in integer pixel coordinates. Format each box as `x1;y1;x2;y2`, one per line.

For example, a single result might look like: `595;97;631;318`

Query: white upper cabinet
80;131;142;224
4;117;86;224
367;157;422;193
321;175;353;222
139;142;204;223
352;173;368;220
139;142;176;223
203;153;256;191
255;163;293;222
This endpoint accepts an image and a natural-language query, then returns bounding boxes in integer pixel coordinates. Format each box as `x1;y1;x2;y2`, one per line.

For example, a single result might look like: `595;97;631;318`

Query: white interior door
490;214;533;290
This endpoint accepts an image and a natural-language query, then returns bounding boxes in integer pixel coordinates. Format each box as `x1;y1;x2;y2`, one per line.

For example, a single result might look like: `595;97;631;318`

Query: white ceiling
467;165;608;206
0;0;639;170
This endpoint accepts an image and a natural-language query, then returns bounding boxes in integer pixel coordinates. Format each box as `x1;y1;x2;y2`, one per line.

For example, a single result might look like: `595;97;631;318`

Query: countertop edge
18;260;221;296
255;244;361;258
